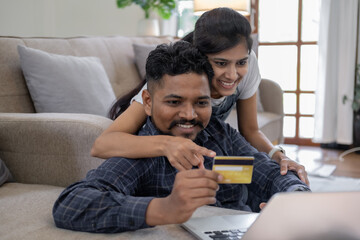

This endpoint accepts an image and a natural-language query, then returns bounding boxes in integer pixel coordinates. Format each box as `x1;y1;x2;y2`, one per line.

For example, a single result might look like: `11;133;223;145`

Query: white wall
0;0;155;37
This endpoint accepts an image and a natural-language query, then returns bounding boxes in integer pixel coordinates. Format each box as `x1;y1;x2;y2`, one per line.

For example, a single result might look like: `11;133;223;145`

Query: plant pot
137;18;160;36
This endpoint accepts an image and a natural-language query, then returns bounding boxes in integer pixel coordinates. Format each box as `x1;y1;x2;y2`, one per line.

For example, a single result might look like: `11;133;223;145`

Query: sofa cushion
133;43;157;80
0;183;64;239
0;158;13;186
0;113;111;187
257;111;282;143
17;45;116;117
0;183;127;239
0;183;168;239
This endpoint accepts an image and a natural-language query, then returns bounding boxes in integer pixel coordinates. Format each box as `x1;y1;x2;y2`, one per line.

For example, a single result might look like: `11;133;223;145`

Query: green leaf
156;0;176;19
116;0;176;19
117;0;133;8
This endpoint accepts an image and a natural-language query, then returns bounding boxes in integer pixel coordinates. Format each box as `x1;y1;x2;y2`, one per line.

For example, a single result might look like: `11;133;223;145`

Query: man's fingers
183;177;219;191
191;196;217;207
186;187;217;198
183;168;222;182
259;202;267;210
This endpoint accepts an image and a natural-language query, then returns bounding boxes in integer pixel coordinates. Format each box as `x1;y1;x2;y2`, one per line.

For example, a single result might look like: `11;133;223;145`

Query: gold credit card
212;156;254;184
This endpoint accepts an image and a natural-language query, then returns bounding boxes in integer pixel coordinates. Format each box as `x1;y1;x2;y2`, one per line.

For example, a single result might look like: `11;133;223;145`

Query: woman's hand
273;152;309;186
163;136;216;171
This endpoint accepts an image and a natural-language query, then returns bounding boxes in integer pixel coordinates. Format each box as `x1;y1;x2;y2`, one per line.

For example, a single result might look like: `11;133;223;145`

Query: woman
91;7;308;184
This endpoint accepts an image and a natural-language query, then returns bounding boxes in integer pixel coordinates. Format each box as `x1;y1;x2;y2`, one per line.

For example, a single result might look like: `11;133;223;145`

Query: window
177;0;198;38
255;0;321;145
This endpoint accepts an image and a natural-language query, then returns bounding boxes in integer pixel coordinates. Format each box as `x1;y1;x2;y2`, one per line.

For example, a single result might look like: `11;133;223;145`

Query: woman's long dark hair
108;79;145;119
109;7;252;120
187;7;253;54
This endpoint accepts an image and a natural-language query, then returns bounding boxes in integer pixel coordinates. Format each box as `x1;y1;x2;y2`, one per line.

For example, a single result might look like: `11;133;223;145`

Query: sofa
0;35;283;239
224;78;284;145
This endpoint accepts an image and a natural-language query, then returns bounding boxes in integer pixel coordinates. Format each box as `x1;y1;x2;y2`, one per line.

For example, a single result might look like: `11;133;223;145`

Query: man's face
143;72;212;140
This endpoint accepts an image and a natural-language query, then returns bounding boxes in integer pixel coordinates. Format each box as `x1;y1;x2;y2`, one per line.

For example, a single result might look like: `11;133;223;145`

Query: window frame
253;0;319;146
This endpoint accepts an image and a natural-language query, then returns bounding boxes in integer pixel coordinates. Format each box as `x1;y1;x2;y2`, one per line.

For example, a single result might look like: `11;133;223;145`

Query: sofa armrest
0;113;113;187
258;78;284;116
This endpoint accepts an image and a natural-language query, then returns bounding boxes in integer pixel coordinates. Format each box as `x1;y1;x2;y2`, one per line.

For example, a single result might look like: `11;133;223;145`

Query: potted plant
343;64;360;148
116;0;176;20
116;0;176;36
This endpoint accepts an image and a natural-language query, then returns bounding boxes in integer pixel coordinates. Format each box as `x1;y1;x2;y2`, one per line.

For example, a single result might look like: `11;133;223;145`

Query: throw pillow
17;45;116;117
133;43;157;80
0;158;13;186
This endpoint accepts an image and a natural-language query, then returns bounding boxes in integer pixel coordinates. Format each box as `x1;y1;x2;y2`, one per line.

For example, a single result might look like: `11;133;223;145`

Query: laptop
182;191;360;240
182;212;259;239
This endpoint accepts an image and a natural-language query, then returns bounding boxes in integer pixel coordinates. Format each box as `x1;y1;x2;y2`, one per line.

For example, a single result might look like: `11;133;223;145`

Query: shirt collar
139;117;161;136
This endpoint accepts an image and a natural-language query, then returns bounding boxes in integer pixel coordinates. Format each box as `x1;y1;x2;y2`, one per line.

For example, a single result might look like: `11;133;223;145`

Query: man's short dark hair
145;41;214;93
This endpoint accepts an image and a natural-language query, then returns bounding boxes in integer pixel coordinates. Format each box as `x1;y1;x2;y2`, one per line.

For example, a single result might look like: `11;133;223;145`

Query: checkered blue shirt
53;117;310;233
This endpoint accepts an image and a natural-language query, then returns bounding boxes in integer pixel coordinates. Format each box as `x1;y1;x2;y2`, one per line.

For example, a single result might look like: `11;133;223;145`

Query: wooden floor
283;144;360;178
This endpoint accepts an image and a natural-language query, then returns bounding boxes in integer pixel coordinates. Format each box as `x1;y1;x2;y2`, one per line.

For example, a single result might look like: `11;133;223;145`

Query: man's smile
169;119;204;130
177;124;194;129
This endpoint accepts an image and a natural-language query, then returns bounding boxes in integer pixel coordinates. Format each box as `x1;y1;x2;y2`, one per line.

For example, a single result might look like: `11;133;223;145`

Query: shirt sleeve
53;157;155;233
130;82;148;104
237;50;262;100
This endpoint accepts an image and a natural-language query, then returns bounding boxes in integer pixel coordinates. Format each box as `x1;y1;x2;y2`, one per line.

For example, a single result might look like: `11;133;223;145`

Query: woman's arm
91;101;157;159
236;94;309;185
91;101;215;170
236;94;273;153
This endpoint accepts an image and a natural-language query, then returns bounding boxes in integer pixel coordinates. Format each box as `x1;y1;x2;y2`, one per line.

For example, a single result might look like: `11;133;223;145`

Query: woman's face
206;42;249;99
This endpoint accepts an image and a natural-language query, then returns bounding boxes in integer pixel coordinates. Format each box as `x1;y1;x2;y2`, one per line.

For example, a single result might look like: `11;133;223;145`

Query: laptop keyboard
204;229;247;239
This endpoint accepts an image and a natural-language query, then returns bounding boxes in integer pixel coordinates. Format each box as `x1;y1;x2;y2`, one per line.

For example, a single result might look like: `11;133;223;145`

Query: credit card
212;156;254;184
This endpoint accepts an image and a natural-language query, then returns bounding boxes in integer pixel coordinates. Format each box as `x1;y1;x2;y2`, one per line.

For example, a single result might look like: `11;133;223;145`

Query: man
53;41;310;233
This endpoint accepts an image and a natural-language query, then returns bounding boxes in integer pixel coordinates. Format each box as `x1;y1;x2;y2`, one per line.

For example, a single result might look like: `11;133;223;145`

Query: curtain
313;0;358;145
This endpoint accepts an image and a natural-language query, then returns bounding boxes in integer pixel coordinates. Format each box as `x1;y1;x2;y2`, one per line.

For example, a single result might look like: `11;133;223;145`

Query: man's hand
273;152;309;186
163;137;216;171
146;169;223;226
259;202;267;210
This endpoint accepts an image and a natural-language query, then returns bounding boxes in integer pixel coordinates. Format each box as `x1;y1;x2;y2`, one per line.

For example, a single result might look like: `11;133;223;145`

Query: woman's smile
217;79;239;89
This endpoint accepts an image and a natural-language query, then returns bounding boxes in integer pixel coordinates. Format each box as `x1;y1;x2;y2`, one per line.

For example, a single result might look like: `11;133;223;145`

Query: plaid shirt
53;117;310;233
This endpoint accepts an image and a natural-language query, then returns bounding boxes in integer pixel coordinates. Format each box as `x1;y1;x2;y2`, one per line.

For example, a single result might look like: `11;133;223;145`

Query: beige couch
0;35;283;239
